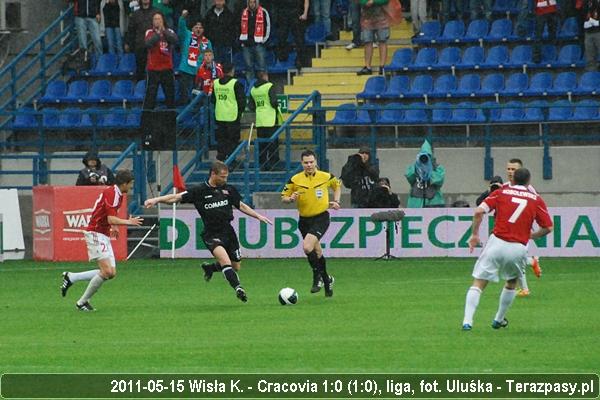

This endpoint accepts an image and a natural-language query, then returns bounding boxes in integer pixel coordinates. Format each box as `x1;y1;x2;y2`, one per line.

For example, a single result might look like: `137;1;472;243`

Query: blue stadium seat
480;73;505;97
39;81;67;104
439;20;465;43
116;53;136;76
405;74;433;98
503;73;528;96
458;46;484;69
549;72;577;96
269;52;296;74
548;100;573;121
87;80;112;103
387;48;414;71
305;23;327;44
63;80;89;103
356;105;375;124
514;18;535;41
383;75;410;98
357;76;386;99
482;45;509;68
57;107;82;128
534;44;558;67
507;45;533;69
572;100;600;121
452;101;486;123
413;47;437;71
431;74;457;98
495;100;525;122
574;71;600;95
558;17;580;40
232;51;246;73
413;20;442;44
132;80;146;102
431;102;452;123
125;108;142;128
80;108;100;128
435;47;461;69
101;107;127;128
42;108;60;128
87;53;118;76
403;102;428;123
484;18;513;42
524;72;552;96
553;44;584;68
455;73;481;97
109;80;135;103
330;103;357;124
376;102;404;124
492;0;519;16
11;109;38;129
481;101;501;121
524;100;546;121
464;19;489;42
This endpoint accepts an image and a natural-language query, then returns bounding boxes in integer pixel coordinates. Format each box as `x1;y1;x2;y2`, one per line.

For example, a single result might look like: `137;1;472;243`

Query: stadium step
338;20;413;41
319;44;411;60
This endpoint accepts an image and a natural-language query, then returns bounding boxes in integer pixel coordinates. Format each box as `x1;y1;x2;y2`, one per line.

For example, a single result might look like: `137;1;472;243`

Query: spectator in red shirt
533;0;559;63
60;170;144;312
143;12;178;110
194;49;224;96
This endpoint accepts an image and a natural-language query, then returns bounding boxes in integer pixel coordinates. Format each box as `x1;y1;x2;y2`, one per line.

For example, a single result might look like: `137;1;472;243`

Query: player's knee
302;243;314;255
102;269;116;279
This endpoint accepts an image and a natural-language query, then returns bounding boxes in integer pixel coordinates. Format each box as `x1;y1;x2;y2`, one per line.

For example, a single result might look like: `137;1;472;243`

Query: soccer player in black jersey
144;161;272;302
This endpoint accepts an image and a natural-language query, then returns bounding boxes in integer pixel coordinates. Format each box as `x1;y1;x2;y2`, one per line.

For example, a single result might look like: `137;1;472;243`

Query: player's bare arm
329;186;341;210
107;215;144;226
531;225;553;240
468;207;485;252
238;202;273;225
144;192;184;207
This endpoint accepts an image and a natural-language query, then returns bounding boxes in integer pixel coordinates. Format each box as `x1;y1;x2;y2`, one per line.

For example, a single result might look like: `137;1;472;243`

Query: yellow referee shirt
281;170;341;217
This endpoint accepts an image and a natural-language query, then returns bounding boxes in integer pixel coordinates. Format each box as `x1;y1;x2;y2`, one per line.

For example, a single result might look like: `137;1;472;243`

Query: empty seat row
38;80;173;104
387;44;585;72
357;71;600;100
330;100;600;125
83;53;136;77
12;108;142;130
413;17;579;45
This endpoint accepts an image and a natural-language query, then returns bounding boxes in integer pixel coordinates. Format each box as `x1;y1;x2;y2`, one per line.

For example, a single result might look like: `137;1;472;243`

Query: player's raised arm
238;202;273;225
144;192;185;208
107;215;144;226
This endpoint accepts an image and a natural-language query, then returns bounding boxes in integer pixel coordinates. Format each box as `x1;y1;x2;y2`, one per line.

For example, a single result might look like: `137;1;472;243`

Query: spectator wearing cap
76;151;115;186
475;175;503;206
340;147;380;208
367;177;401;208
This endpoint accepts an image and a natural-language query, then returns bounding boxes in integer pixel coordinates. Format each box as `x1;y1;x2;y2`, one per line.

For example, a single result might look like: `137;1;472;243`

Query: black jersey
181;181;242;232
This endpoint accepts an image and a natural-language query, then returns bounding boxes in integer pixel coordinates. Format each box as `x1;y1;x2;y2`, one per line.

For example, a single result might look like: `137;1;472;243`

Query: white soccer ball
278;287;298;305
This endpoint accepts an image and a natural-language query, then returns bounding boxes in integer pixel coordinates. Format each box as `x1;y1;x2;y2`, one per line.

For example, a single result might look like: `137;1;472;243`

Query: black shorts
202;225;242;262
298;211;330;240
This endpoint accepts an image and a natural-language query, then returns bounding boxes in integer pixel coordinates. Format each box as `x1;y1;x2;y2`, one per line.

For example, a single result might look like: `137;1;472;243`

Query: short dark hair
513;168;530;186
509;158;523;166
210;161;229;175
221;62;234;74
115;169;134;185
301;149;316;160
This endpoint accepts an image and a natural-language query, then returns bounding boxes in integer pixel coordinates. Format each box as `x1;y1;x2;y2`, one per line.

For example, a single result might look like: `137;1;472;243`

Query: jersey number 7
508;197;528;223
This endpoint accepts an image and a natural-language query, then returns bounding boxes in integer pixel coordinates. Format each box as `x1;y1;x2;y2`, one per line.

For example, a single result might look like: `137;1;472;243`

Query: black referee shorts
298;211;330;240
202;225;242;262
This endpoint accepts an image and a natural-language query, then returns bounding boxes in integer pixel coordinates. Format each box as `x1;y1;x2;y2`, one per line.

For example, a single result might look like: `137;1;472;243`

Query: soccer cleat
76;301;94;312
491;318;509;329
462;323;472;331
201;262;214;282
517;288;530;297
324;275;335;297
310;275;323;293
61;272;72;297
235;287;248;303
530;256;542;278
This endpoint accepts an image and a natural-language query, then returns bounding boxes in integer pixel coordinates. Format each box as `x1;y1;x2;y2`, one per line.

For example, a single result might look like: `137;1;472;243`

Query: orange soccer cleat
530;256;542;278
517;288;530;297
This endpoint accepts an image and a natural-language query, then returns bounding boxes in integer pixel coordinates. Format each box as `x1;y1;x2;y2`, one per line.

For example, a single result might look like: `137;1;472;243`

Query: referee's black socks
205;262;222;273
221;265;241;289
318;256;329;280
307;250;320;275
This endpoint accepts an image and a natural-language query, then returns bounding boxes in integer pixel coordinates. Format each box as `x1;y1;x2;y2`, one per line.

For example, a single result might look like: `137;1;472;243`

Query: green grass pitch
0;258;599;374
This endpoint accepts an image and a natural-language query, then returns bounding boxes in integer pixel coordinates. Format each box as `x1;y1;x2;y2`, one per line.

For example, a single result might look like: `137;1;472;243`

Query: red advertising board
33;186;128;261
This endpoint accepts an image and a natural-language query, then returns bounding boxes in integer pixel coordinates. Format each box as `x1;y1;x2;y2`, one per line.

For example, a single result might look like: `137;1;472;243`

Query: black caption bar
1;374;598;399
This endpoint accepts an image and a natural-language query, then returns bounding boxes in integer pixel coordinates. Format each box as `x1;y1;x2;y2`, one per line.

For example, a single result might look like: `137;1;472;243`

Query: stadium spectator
312;0;334;40
273;0;309;71
238;0;271;82
281;149;341;297
340;146;380;208
475;175;503;206
143;12;178;110
143;161;272;303
213;62;246;162
204;0;238;64
441;0;464;23
367;177;401;208
470;0;492;20
71;0;104;56
178;10;212;104
125;0;155;81
76;151;116;186
346;0;362;50
248;71;282;170
61;170;143;311
194;49;224;95
461;168;553;331
410;0;427;33
533;0;560;63
405;140;445;208
583;0;600;71
153;0;174;27
516;0;534;36
100;0;125;55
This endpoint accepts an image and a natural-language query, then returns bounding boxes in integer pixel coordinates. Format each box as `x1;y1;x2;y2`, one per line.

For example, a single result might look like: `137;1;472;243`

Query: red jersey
145;29;175;71
87;185;123;236
481;185;552;245
195;61;223;95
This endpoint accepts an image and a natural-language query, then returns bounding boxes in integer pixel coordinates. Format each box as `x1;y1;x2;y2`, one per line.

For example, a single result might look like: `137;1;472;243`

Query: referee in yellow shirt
281;149;341;297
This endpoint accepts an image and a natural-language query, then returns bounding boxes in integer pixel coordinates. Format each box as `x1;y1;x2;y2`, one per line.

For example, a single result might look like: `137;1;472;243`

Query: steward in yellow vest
249;71;282;170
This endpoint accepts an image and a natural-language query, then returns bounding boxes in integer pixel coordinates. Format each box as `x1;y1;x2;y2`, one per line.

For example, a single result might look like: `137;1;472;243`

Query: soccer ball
278;288;298;305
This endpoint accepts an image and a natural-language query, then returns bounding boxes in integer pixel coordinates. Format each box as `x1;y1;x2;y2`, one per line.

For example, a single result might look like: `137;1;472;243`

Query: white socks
463;286;482;326
69;269;99;283
77;274;106;305
519;272;529;290
494;287;517;322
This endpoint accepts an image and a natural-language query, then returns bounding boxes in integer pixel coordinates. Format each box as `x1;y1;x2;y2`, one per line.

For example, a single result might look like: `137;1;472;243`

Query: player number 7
508;197;528;223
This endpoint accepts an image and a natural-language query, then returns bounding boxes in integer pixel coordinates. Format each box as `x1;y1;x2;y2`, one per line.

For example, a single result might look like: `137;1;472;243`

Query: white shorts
472;234;527;282
84;231;116;267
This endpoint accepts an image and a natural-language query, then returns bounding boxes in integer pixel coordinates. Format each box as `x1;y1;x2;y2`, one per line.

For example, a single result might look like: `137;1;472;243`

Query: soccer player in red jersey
61;170;143;311
462;168;553;330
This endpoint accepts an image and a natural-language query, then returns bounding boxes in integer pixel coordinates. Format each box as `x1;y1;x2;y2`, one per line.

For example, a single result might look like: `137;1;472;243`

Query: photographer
340;147;380;208
475;175;503;206
405;140;445;208
76;152;115;186
367;177;401;208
